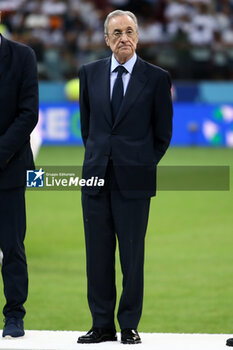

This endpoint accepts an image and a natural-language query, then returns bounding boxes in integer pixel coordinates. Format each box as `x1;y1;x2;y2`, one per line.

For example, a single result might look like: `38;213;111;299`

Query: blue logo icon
27;169;44;188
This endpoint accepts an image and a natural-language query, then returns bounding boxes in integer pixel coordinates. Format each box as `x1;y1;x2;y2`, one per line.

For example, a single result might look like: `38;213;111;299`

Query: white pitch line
0;331;231;350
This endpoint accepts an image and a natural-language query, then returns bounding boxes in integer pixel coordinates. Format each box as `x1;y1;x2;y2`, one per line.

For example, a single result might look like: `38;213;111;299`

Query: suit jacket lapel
0;35;10;78
93;57;112;127
113;57;148;128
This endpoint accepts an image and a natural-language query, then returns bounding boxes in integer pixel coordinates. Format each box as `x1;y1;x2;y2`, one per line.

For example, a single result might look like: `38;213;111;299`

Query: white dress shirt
110;53;137;99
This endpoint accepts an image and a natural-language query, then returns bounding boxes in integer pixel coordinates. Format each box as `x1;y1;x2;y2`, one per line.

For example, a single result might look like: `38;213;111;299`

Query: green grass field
1;146;232;333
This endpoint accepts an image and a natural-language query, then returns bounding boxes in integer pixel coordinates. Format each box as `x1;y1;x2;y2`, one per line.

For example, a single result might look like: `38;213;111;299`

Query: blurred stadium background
0;0;233;334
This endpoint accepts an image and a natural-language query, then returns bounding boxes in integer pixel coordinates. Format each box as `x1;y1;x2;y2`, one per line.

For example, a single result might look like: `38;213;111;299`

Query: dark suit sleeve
0;47;38;170
153;71;173;164
78;65;90;147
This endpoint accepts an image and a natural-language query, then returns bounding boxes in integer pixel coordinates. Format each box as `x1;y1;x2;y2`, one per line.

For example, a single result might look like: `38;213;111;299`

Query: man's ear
104;34;110;47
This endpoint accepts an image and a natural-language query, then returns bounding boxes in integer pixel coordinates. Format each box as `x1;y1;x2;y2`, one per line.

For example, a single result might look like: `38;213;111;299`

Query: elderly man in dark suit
0;11;38;338
78;10;173;344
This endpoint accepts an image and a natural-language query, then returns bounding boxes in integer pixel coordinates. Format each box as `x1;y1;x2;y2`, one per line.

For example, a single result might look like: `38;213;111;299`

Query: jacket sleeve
0;47;38;169
78;65;90;147
153;71;173;164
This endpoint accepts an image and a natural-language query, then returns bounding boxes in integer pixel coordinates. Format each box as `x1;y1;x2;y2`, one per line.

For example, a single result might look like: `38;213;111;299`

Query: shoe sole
121;340;142;344
3;334;25;339
226;341;233;347
3;335;14;340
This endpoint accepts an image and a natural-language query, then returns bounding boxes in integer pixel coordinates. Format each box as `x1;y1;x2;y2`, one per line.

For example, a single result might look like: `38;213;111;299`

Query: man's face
105;15;139;64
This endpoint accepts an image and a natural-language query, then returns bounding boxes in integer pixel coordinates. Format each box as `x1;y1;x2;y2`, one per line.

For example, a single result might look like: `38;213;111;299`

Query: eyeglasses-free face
105;15;139;64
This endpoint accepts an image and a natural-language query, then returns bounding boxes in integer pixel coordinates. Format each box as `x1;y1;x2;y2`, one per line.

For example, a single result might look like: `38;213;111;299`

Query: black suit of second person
79;56;173;330
0;35;38;320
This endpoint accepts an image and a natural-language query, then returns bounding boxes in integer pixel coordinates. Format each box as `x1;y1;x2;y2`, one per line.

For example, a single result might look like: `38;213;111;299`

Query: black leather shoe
77;328;117;343
227;338;233;346
2;317;24;338
121;329;141;344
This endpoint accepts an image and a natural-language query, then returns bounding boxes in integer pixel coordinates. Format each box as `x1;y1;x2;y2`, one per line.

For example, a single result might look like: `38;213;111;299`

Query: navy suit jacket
79;56;173;198
0;35;38;189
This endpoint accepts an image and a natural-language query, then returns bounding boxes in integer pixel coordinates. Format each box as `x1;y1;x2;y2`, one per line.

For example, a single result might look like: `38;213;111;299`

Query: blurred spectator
41;0;67;15
0;0;232;80
222;22;233;79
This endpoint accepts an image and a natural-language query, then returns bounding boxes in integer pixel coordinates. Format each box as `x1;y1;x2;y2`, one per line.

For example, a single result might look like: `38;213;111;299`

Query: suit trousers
82;161;150;330
0;186;28;319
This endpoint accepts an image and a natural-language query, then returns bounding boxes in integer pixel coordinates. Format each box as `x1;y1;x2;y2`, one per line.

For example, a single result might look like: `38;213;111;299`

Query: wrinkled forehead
108;15;137;32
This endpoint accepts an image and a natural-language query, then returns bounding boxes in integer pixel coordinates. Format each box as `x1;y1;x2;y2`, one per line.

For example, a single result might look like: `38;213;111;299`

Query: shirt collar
111;53;137;74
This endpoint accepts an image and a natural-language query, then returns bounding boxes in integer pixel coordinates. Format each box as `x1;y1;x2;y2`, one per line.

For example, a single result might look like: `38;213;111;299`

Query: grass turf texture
1;146;232;333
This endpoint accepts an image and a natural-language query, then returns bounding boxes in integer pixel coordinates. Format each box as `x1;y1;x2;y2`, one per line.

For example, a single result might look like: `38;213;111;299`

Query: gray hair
104;10;138;34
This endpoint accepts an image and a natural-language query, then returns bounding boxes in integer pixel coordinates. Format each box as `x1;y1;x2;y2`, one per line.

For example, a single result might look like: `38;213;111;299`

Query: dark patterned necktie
111;66;127;123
